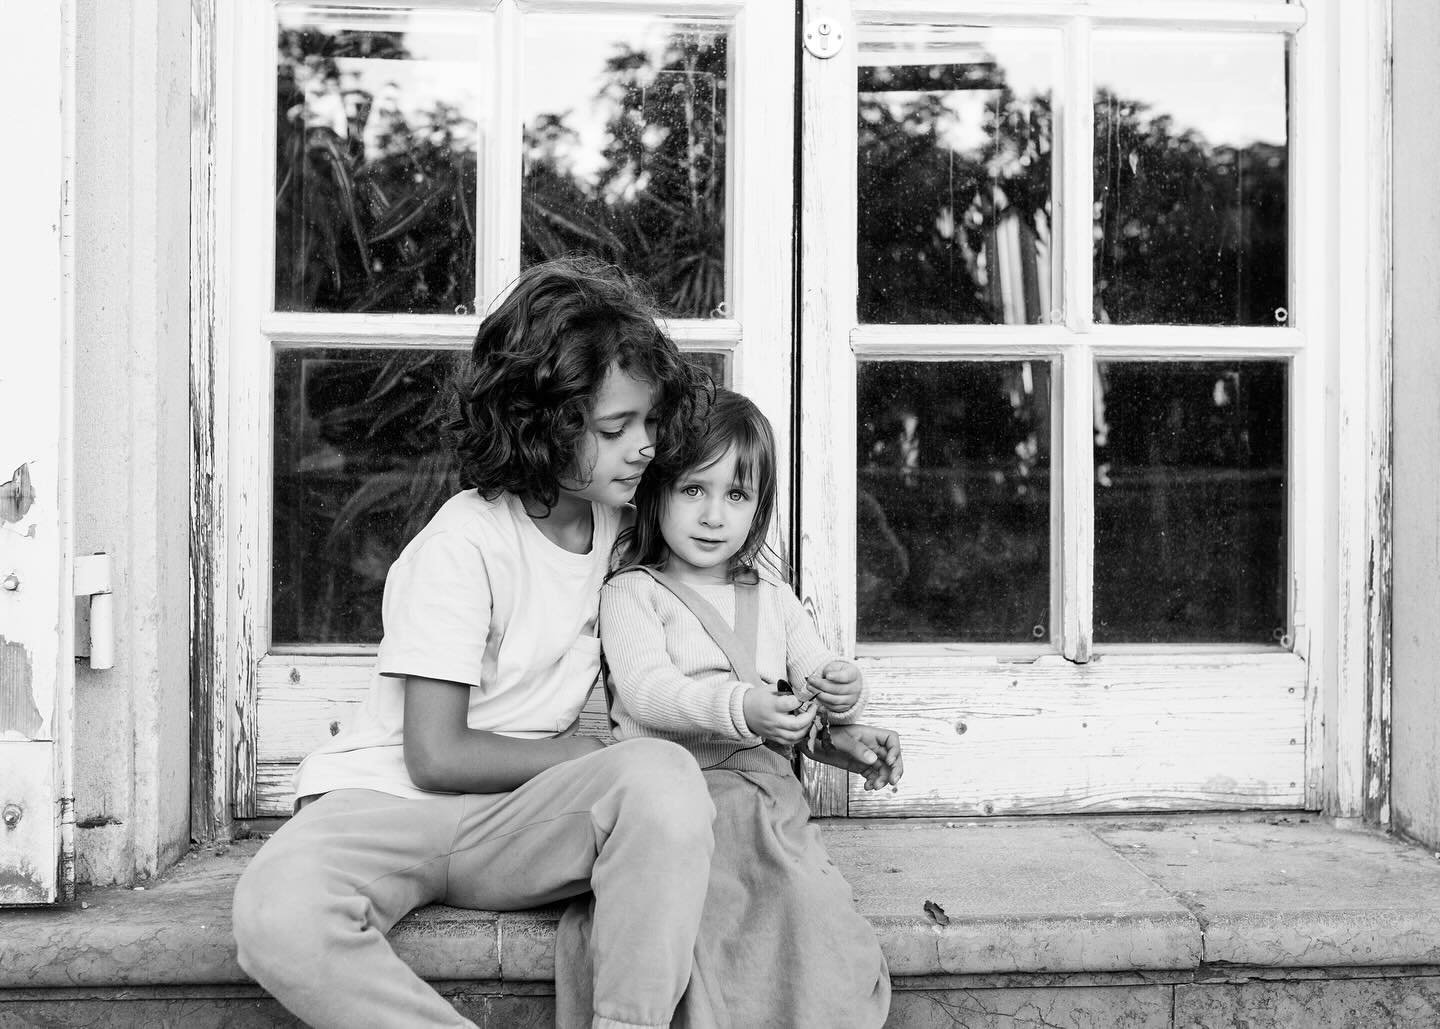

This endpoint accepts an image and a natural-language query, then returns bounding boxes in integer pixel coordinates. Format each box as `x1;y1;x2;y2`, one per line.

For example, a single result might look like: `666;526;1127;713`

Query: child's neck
522;492;594;554
661;559;736;589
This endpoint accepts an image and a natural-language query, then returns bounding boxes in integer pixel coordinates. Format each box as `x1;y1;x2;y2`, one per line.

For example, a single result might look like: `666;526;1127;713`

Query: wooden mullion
852;1;1306;34
798;0;858;816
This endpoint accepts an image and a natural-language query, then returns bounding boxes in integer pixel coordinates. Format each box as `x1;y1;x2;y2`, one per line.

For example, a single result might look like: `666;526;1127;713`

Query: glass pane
857;361;1051;642
273;348;461;645
275;7;487;315
684;351;727;388
1094;361;1287;643
521;16;729;319
1094;33;1289;326
858;26;1058;325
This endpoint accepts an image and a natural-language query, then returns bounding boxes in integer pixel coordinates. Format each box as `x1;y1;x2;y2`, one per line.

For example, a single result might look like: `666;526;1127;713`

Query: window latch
803;16;845;59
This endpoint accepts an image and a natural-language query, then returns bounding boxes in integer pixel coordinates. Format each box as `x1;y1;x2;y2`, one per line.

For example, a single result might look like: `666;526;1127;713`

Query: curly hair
616;388;780;579
446;256;706;512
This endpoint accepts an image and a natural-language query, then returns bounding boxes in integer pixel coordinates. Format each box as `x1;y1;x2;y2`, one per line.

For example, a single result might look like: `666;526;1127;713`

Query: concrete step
5;814;1440;1026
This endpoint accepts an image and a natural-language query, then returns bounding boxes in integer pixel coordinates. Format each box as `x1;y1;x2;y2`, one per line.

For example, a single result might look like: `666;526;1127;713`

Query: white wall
71;0;191;884
1390;0;1440;848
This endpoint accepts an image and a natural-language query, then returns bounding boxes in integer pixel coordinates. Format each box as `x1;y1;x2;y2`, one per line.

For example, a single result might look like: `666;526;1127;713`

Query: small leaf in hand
923;899;951;926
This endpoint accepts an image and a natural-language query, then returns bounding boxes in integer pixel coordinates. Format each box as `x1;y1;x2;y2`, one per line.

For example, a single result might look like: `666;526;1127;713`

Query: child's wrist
733;686;761;740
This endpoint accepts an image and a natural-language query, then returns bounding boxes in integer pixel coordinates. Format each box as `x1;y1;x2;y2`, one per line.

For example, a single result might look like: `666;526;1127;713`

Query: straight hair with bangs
616;388;781;579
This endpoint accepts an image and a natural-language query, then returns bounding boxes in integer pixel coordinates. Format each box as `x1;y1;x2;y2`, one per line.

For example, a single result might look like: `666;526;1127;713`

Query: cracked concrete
5;815;1440;1025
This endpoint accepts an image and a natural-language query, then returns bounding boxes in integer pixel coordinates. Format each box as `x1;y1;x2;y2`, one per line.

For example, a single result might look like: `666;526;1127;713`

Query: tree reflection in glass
1093;361;1287;643
857;361;1051;642
272;349;461;645
521;17;728;318
857;27;1058;325
274;8;486;315
270;348;725;645
1093;33;1289;326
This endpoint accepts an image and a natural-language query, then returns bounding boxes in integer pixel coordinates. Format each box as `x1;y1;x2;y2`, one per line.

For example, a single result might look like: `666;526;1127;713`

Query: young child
232;257;719;1029
583;388;902;1028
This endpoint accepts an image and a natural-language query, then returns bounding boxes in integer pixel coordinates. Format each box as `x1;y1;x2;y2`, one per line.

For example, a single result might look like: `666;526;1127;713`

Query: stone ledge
5;815;1440;991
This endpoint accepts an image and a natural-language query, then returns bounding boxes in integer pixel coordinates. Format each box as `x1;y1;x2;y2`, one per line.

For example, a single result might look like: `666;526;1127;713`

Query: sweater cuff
827;692;867;724
729;685;760;740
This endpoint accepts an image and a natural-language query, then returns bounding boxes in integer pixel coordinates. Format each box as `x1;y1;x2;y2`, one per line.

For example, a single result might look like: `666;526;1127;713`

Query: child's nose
633;426;656;462
700;499;724;526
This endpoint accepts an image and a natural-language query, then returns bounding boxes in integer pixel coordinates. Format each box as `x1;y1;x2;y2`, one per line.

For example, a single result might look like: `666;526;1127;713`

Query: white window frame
197;0;1390;826
212;0;796;817
797;0;1391;816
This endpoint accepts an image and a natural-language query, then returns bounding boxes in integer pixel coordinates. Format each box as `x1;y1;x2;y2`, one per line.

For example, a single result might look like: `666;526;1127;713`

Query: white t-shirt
292;490;619;801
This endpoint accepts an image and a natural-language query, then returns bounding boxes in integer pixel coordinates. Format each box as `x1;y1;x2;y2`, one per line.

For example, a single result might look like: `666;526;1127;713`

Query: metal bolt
1;573;18;591
2;804;21;828
954;720;968;735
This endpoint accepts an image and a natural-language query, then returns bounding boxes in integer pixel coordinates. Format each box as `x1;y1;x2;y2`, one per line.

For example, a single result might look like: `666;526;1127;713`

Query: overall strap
614;565;763;688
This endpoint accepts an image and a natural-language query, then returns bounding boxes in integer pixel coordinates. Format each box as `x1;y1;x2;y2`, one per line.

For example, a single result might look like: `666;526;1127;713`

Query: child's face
659;445;759;586
562;363;659;509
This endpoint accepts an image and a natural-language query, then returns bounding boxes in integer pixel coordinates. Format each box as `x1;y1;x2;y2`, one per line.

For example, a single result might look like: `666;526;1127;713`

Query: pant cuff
594;1017;667;1029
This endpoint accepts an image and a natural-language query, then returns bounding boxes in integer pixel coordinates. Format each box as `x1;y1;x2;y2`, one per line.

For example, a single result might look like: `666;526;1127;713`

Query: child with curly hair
233;257;717;1029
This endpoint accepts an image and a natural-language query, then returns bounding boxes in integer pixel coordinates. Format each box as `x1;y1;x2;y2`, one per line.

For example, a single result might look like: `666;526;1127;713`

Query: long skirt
557;745;890;1028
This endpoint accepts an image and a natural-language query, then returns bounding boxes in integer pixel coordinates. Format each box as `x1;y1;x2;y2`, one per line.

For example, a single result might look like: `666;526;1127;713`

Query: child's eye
600;428;625;440
728;490;748;502
680;485;702;497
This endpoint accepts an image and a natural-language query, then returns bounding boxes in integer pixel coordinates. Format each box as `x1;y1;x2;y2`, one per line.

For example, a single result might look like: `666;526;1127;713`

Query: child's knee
607;739;712;827
232;851;324;973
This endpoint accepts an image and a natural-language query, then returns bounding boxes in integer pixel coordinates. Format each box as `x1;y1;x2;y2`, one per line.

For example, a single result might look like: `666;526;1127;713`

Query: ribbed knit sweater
599;570;868;768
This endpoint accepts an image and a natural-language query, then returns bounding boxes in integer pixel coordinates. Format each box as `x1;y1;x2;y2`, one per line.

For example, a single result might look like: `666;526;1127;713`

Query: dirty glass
272;348;461;645
1093;33;1288;326
857;26;1058;325
274;7;487;315
1093;360;1287;643
857;360;1051;642
521;15;729;319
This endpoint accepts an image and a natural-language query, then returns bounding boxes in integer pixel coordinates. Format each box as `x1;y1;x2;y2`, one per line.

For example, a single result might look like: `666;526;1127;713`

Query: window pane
684;351;728;388
858;26;1058;325
275;7;487;315
1094;361;1287;643
858;361;1051;642
1094;33;1289;326
273;348;460;645
521;16;728;319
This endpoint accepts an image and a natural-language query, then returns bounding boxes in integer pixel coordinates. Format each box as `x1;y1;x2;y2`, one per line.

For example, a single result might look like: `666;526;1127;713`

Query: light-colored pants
232;738;715;1029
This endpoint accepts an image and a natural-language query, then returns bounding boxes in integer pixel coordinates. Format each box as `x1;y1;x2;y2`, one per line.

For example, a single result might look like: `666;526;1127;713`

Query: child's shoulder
398;490;519;559
603;565;662;595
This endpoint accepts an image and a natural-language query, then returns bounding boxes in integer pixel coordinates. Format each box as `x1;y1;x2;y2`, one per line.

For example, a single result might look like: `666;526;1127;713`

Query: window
216;0;1376;821
798;0;1315;816
222;0;793;816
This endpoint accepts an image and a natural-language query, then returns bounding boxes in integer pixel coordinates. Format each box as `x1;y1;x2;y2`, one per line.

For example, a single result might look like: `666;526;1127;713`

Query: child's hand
743;688;818;745
801;723;904;791
805;660;864;716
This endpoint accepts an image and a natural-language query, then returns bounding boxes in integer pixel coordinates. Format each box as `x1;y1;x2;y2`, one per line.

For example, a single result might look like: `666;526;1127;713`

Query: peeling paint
75;815;123;829
0;464;36;524
0;636;44;738
0;858;44;903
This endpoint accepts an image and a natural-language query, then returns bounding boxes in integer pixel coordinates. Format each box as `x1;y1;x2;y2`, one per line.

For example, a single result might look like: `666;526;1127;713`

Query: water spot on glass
1274;307;1288;324
712;300;730;318
1031;624;1045;639
454;303;469;316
